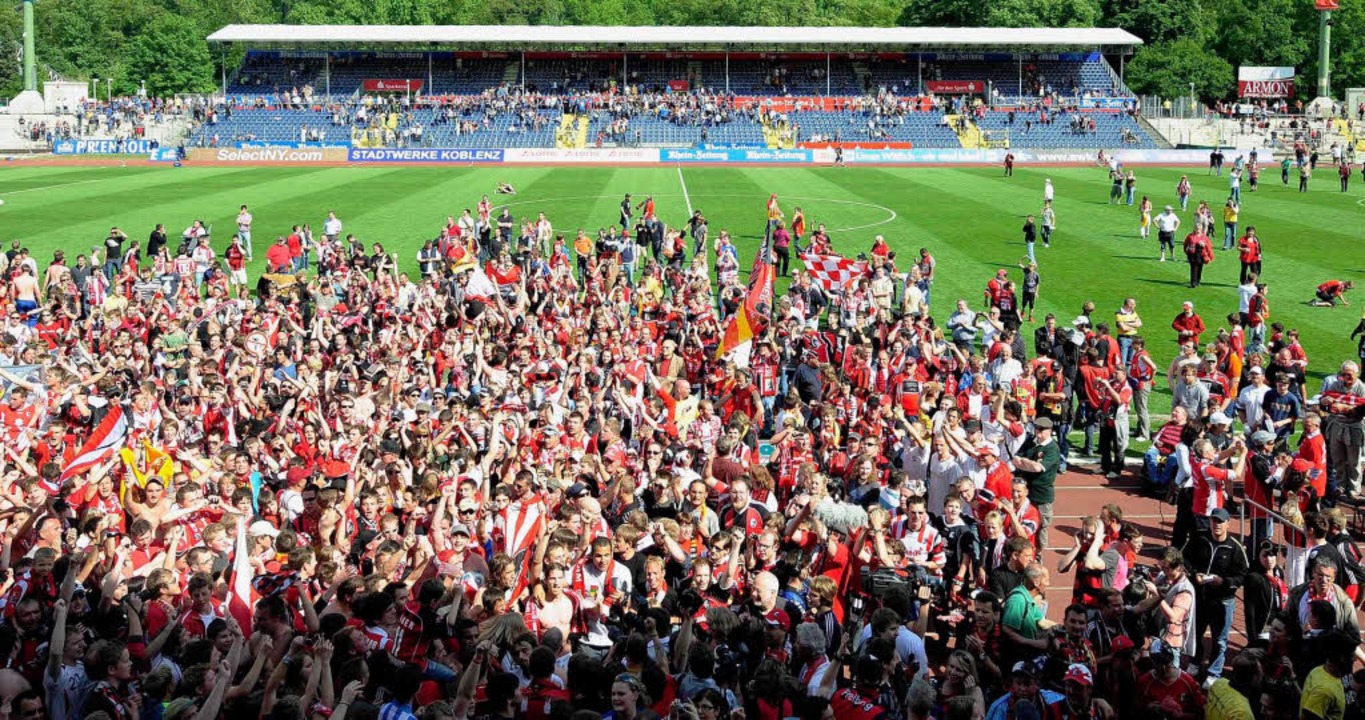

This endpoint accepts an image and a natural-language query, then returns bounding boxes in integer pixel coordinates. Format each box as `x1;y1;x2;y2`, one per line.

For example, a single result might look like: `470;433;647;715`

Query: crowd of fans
0;165;1362;720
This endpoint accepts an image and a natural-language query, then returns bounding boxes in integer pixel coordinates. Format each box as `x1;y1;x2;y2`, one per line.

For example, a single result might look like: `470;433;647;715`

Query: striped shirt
379;701;418;720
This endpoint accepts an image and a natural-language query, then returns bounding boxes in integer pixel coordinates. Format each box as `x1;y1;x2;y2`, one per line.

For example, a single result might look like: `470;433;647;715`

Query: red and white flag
223;518;257;633
499;494;545;557
501;495;545;602
800;252;868;292
53;405;128;491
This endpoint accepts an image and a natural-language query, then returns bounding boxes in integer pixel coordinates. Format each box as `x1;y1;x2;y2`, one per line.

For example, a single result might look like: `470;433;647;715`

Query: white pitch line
676;165;694;216
3;177;107;196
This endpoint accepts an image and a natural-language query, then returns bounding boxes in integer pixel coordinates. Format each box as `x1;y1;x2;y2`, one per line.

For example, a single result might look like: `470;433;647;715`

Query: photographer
1058;517;1112;608
1132;547;1197;667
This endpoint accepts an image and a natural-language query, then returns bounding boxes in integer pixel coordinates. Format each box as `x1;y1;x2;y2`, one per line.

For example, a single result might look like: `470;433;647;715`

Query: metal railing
1138;94;1213;121
1237;495;1305;549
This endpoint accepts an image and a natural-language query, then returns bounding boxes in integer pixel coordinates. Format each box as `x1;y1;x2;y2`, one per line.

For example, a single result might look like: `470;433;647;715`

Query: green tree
1126;38;1234;100
124;14;217;96
986;0;1103;27
897;0;986;26
1105;0;1212;45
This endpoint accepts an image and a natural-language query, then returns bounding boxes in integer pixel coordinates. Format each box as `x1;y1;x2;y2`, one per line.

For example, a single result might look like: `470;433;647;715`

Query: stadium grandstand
192;25;1162;151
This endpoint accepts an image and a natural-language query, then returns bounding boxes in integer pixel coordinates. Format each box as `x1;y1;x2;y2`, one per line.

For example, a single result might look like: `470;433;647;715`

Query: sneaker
1202;676;1218;691
1106;471;1120;480
1160;256;1166;262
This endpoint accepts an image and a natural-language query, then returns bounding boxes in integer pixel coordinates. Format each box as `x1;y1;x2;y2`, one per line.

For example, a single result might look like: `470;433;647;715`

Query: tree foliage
1126;38;1234;100
0;0;1353;101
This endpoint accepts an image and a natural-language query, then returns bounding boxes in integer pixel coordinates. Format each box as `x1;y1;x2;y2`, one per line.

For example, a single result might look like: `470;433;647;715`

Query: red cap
1109;635;1136;654
1063;664;1093;687
285;466;311;485
1290;458;1316;475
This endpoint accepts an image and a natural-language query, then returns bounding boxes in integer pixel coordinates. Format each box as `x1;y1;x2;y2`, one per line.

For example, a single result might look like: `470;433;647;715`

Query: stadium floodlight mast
9;0;45;112
20;0;35;92
1311;0;1338;113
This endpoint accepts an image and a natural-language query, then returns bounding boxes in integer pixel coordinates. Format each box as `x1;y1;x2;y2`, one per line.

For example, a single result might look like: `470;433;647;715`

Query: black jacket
1182;534;1248;602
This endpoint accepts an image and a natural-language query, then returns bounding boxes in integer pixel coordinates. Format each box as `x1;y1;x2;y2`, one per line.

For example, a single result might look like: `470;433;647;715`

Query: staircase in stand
946;115;987;149
852;62;872;94
556;114;578;148
688;61;703;90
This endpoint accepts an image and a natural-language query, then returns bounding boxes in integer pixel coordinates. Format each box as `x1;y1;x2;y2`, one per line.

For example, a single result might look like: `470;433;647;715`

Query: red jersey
1191;461;1230;516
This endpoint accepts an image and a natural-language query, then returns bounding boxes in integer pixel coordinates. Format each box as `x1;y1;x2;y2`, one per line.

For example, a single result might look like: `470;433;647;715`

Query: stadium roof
206;25;1143;48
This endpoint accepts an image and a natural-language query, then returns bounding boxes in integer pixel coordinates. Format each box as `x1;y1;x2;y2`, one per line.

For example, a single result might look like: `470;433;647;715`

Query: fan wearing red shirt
1190;438;1249;533
1312;280;1354;307
1171;302;1205;346
719;478;769;535
1237;228;1262;285
984;269;1009;309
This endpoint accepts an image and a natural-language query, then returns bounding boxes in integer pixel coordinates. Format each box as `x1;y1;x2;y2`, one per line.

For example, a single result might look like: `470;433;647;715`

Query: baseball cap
1290;458;1316;474
1010;660;1036;677
975;444;999;458
1110;635;1136;654
285;466;312;485
1063;664;1093;687
1208;412;1231;426
1182;301;1194;309
1249;366;1264;375
565;483;590;500
1150;640;1179;665
1210;508;1231;523
1072;315;1090;327
1250;430;1276;446
451;523;471;537
249;520;280;538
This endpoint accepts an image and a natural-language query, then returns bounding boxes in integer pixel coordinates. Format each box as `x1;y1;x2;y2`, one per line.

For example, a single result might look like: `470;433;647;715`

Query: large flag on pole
52;405;128;492
800;252;868;292
717;256;775;361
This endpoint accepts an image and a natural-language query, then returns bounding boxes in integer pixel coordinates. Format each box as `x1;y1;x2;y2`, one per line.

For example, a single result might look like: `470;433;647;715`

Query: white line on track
492;192;897;234
676;165;694;216
2;177;108;196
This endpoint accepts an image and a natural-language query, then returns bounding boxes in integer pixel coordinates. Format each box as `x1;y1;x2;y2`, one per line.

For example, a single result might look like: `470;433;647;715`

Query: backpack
1335;534;1364;586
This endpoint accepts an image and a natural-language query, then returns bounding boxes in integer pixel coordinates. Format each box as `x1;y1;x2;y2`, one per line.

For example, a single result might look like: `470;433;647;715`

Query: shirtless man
10;265;41;326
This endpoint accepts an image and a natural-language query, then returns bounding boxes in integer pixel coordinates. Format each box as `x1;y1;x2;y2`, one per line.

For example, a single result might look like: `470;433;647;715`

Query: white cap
249;520;280;538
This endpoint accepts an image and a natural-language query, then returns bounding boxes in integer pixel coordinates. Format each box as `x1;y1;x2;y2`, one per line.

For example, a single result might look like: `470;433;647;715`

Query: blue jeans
1199;597;1235;678
1179;195;1189;210
1223;223;1237;250
103;259;121;281
1026;241;1036;264
1247;324;1265;353
1126;187;1135;205
1231;186;1241;203
238;231;253;260
1144;447;1177;489
1118;336;1134;365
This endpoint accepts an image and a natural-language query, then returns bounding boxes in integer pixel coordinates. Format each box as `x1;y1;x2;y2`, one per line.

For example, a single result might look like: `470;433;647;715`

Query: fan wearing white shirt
1236;366;1271;436
323;211;343;242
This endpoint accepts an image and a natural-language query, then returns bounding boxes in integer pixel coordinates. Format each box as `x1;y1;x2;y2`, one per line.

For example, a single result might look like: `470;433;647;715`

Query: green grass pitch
1;162;1360;423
